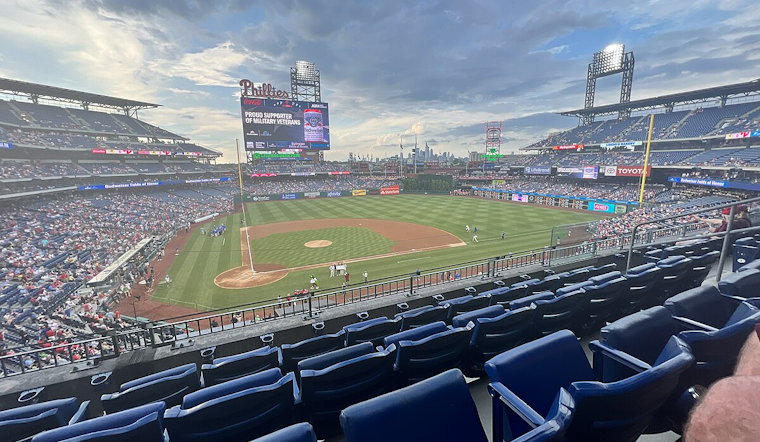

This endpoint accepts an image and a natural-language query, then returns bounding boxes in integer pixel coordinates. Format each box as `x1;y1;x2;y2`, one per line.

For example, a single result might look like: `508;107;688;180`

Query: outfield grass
250;227;394;268
151;195;606;313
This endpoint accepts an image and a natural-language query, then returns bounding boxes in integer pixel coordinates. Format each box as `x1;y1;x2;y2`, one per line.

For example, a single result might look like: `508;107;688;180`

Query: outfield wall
470;187;639;214
234;185;401;204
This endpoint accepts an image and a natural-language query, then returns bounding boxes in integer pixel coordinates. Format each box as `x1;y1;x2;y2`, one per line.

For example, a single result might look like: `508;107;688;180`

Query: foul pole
638;114;654;205
236;139;255;273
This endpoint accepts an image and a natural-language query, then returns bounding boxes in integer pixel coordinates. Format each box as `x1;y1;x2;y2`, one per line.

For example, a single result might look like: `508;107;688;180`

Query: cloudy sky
1;0;759;162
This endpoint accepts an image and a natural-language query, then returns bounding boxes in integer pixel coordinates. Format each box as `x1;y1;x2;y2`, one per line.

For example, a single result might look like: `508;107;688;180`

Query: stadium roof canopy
0;78;160;113
560;78;760;119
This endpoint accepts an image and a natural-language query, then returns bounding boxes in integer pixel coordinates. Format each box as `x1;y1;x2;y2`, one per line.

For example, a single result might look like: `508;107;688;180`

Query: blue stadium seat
383;321;474;386
525;276;561;296
561;266;592;286
733;237;759;271
532;291;585;337
577;271;628;330
623;263;663;314
684;251;719;290
654;256;692;304
440;294;492;322
343;317;402;346
299;343;396;437
100;363;200;414
486;286;529;308
601;302;760;393
737;259;760;272
555;281;592;297
394;305;447;330
587;263;617;278
281;330;346;374
164;368;296;441
32;402;166;442
456;306;534;376
339;369;488;442
509;291;554;310
718;268;760;299
249;423;317;442
485;330;693;442
200;346;281;387
0;398;90;442
488;385;574;442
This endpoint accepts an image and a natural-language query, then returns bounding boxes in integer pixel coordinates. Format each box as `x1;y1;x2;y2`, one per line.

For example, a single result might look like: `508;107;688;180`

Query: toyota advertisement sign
603;166;651;177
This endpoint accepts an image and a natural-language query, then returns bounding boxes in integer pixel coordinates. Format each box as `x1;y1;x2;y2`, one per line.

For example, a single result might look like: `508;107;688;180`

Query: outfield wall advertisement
471;187;636;214
237;188;403;203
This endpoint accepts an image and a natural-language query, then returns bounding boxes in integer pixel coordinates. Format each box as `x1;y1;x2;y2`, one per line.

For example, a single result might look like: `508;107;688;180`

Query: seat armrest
163;405;182;419
69;400;91;424
488;382;544;428
672;316;719;332
589;340;652;377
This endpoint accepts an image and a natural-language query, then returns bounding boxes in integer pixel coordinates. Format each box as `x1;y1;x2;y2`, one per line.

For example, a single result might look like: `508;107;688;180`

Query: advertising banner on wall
352;189;367;196
602;166;618;176
615;166;651;177
512;194;529;202
281;193;298;200
524;166;552;175
380;185;400;195
600;141;642;148
582;166;598;180
588;202;616;213
326;191;343;197
304;192;320;198
0;142;12;149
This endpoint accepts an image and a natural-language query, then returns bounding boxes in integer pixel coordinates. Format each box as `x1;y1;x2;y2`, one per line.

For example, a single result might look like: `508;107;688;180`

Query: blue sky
1;0;759;162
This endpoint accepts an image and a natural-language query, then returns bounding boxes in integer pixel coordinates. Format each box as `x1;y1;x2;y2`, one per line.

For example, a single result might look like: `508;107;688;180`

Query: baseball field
147;195;606;315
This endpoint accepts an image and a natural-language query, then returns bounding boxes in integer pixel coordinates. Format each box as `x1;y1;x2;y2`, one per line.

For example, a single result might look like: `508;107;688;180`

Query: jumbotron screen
241;98;330;150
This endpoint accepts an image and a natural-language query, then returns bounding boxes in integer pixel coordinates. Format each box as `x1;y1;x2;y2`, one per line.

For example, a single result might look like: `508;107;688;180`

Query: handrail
625;195;760;275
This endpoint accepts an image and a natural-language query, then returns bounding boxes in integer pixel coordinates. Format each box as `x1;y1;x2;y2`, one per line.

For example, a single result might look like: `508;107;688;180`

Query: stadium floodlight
290;60;321;103
584;44;635;123
295;61;317;81
592;44;625;75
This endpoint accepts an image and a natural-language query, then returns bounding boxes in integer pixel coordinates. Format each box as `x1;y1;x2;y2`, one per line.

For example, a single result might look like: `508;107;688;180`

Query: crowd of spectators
249;161;352;174
472;177;663;202
245;176;399;195
0;187;235;372
0;160;84;179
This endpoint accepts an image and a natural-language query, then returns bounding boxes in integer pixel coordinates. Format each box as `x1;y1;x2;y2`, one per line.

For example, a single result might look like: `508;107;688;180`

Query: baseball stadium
2;4;760;442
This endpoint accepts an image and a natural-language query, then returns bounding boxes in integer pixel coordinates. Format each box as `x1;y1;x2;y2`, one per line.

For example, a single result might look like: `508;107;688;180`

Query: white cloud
150;41;251;87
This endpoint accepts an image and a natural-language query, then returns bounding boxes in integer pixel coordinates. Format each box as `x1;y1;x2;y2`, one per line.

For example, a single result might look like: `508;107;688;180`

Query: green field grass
250;227;394;268
150;195;606;314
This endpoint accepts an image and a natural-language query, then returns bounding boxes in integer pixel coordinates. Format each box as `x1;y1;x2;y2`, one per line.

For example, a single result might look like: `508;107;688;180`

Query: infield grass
150;195;607;314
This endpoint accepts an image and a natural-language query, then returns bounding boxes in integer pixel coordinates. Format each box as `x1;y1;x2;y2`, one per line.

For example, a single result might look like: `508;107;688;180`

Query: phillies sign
239;80;290;98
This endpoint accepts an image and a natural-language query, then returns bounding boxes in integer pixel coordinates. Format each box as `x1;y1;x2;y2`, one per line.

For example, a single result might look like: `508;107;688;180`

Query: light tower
485;121;503;157
290;60;321;103
584;44;635;124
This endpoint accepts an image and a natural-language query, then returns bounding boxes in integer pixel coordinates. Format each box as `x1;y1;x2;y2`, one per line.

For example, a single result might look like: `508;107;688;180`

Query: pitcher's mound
305;240;332;248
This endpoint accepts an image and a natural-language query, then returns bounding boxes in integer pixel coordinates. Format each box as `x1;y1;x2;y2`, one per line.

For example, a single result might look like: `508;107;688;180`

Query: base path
215;218;466;289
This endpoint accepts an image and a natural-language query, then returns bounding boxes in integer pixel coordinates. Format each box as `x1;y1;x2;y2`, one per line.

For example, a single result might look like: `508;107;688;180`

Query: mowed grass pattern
251;227;394;268
152;195;606;314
